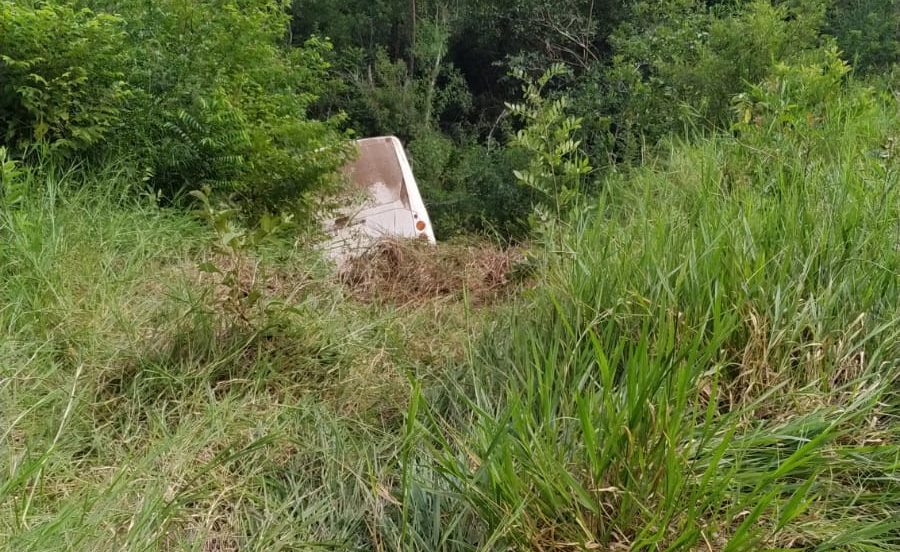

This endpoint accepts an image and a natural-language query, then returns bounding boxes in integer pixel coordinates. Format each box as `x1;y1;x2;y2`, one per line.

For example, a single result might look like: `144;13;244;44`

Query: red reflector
415;220;427;231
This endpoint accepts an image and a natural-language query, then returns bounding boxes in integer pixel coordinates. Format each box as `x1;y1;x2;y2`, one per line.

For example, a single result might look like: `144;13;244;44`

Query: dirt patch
340;239;528;305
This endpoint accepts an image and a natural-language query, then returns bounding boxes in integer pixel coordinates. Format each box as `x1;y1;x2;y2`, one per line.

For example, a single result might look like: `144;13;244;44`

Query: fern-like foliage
506;63;592;225
158;91;250;195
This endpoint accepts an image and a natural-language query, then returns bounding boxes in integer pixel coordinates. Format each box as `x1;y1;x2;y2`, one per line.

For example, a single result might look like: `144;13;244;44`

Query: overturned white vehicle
323;136;436;260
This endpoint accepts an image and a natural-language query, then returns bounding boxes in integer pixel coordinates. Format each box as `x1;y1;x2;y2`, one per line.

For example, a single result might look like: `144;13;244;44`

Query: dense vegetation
1;0;898;550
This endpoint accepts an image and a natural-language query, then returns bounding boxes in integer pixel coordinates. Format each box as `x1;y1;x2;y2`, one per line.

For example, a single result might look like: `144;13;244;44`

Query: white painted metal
323;136;436;261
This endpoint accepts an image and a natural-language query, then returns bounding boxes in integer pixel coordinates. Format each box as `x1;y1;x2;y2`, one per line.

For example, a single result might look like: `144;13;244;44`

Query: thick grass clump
0;165;489;550
408;84;900;550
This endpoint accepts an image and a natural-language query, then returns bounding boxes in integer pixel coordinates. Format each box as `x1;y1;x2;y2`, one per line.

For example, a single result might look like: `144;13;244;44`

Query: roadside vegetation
1;0;898;550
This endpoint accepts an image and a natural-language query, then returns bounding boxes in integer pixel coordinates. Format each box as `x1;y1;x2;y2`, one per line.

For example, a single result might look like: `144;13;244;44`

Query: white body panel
323;136;436;261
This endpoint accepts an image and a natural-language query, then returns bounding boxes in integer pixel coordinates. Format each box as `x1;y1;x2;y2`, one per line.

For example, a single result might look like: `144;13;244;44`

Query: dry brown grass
339;238;527;306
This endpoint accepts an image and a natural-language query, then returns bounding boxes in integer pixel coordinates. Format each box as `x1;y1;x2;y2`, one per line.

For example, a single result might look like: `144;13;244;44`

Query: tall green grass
409;84;900;550
2;83;898;550
0;165;487;550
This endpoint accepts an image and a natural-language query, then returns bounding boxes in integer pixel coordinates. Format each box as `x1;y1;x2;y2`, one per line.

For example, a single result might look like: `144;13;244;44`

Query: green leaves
161;90;251;195
0;147;27;208
601;0;837;156
0;3;128;155
190;185;293;328
506;63;592;227
131;7;353;218
731;47;853;138
0;0;351;221
409;69;900;548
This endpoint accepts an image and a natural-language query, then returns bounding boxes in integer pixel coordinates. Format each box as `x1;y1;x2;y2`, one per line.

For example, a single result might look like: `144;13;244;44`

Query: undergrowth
405;79;900;550
0;165;492;550
2;80;899;551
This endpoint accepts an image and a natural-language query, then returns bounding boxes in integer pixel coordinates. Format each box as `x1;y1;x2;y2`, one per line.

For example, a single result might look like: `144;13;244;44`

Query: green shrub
94;0;351;218
732;47;855;141
326;43;473;140
0;2;129;155
727;49;896;204
407;63;592;240
598;0;831;156
345;49;426;141
827;0;900;73
0;0;351;221
157;90;251;195
0;146;27;207
507;63;592;225
408;132;533;240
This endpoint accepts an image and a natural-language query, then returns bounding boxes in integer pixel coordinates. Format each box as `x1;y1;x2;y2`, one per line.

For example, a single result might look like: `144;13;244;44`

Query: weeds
340;238;527;306
0;167;488;550
1;81;899;551
507;63;593;227
405;81;900;550
190;186;294;328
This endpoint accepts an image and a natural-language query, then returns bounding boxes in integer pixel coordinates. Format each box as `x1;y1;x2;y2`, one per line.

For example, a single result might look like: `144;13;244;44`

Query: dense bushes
88;0;352;216
408;133;533;239
0;3;128;155
827;0;900;73
1;0;350;219
295;0;900;237
592;0;833;156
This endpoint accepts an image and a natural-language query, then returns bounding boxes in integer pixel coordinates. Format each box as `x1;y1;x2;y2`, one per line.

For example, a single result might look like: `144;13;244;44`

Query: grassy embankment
2;83;898;550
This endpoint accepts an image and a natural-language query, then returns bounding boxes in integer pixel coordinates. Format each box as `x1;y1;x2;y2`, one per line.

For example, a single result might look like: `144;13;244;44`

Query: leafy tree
7;0;898;239
598;0;832;157
291;0;410;54
507;64;591;225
